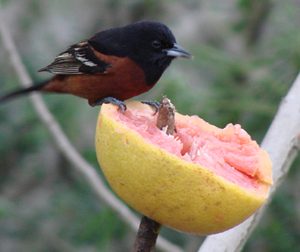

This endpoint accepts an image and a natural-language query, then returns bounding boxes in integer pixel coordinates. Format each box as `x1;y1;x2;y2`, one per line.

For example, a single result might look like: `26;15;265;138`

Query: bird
0;21;192;113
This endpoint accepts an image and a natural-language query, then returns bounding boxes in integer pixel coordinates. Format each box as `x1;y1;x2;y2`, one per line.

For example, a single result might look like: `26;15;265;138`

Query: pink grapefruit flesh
95;101;272;234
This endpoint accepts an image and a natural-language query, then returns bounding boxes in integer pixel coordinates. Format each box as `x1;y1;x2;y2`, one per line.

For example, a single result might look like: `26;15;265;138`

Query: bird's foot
141;100;160;115
93;97;127;114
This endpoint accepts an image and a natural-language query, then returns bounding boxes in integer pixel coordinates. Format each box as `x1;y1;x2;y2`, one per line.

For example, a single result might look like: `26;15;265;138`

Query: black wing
38;42;110;75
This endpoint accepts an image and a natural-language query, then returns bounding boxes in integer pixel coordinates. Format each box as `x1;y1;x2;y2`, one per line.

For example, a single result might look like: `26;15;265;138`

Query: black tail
0;80;50;104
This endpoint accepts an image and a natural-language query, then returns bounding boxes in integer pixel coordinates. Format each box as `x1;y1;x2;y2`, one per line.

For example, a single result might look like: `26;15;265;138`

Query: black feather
38;42;110;75
0;80;50;104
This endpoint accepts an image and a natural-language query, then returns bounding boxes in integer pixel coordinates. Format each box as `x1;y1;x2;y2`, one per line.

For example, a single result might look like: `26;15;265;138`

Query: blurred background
0;0;300;251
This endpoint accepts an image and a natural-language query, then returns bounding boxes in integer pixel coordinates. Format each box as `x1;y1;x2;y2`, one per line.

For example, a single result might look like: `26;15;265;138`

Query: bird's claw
94;97;127;114
141;100;160;115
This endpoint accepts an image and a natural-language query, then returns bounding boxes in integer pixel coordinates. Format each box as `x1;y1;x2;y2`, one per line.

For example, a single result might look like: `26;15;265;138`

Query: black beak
163;43;193;59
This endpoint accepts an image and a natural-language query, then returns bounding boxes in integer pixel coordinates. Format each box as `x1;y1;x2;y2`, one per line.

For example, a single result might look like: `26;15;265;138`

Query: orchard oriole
0;21;192;112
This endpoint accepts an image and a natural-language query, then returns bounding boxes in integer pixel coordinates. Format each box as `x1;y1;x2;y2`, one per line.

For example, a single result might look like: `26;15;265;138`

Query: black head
89;21;192;85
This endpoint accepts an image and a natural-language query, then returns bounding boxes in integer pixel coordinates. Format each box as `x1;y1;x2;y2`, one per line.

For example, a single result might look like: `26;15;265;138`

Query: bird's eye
152;40;161;49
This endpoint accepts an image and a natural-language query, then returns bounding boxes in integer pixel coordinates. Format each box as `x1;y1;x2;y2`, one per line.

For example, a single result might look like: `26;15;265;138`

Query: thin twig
0;5;183;252
198;74;300;252
133;216;162;252
133;96;176;252
156;96;176;135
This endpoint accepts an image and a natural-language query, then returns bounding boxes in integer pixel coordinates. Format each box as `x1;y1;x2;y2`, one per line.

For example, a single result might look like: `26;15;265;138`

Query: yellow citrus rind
95;101;271;235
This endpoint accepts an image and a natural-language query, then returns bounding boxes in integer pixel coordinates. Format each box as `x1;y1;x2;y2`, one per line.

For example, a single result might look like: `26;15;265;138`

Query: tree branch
198;73;300;252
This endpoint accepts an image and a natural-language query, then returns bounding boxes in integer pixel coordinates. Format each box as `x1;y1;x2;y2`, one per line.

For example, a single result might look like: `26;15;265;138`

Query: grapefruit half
95;101;272;235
